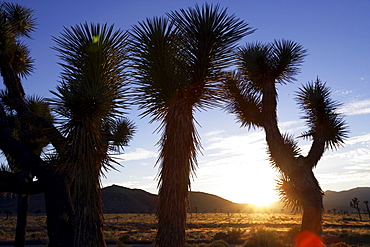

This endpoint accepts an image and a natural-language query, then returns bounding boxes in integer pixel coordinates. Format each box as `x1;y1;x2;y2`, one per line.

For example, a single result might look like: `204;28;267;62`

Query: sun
211;160;280;207
227;181;279;207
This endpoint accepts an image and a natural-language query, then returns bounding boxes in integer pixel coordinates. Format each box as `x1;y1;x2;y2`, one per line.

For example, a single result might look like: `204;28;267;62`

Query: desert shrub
284;225;300;243
185;244;199;247
0;229;8;239
242;226;284;247
213;228;246;244
330;242;359;247
340;231;370;244
209;239;230;247
116;234;130;246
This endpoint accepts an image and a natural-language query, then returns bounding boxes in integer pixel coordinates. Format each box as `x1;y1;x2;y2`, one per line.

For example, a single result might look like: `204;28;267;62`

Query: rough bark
72;166;105;247
155;100;196;247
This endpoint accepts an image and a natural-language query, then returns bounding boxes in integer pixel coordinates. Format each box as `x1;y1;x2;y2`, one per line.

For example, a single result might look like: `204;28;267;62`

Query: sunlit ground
1;213;369;245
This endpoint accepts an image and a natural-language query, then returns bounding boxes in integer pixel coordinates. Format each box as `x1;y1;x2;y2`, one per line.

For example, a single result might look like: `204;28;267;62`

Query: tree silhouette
224;40;348;236
5;209;12;220
364;200;370;220
0;3;135;246
51;23;135;247
350;197;362;221
0;3;75;245
130;4;253;246
1;95;53;247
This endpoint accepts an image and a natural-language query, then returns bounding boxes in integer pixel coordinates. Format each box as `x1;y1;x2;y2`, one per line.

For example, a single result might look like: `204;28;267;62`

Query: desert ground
1;213;370;246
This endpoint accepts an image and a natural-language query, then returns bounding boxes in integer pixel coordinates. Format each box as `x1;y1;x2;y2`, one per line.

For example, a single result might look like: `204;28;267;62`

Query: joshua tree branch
0;104;42;175
305;130;326;169
0;63;67;156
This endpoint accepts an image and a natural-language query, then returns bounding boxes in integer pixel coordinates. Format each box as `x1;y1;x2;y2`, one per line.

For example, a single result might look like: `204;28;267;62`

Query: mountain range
1;185;369;214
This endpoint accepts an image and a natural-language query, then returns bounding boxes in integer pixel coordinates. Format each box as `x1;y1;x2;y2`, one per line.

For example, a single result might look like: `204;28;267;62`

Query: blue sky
3;0;370;205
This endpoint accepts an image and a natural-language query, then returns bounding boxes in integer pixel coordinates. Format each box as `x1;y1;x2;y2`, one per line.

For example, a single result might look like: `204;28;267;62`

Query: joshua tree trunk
155;100;196;247
69;125;107;247
294;167;323;235
43;172;74;247
262;80;323;236
364;201;370;220
72;169;105;247
15;195;29;247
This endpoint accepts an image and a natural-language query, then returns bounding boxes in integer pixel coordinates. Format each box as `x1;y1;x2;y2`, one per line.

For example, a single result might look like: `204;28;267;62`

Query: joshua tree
5;209;12;219
0;3;74;246
130;4;253;246
51;23;135;247
350;197;362;221
0;4;38;244
0;3;135;246
1;94;53;247
364;200;370;220
224;40;347;236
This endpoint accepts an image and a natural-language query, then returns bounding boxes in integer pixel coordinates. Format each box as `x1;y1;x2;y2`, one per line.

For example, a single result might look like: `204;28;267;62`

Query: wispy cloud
340;99;370;116
202;131;266;158
114;148;157;162
345;133;370;146
318;170;370;186
335;89;353;96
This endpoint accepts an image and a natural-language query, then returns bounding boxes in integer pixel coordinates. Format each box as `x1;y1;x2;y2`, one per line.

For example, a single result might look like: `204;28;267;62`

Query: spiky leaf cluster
237;40;307;86
222;72;263;129
268;133;301;170
51;23;129;135
275;173;302;213
296;78;348;149
50;23;134;175
0;2;35;77
131;3;254;121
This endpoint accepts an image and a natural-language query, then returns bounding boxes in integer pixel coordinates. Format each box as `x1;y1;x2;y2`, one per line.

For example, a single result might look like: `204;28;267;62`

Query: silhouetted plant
51;23;135;247
5;209;12;219
130;4;253;247
224;40;348;236
117;234;130;246
284;225;300;243
364;200;370;220
350;198;362;221
330;242;357;247
213;228;246;244
242;226;284;247
209;239;230;247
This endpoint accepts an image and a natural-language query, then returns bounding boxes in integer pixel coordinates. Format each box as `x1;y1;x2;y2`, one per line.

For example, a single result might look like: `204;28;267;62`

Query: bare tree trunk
14;195;30;247
294;164;323;236
300;186;323;235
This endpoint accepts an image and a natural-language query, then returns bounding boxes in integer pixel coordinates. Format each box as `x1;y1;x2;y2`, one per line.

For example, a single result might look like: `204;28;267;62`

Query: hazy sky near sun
3;0;370;205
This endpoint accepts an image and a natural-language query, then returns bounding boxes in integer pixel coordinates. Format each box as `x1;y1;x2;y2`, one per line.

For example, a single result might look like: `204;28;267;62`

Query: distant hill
102;186;157;213
189;191;254;213
1;185;369;214
324;187;370;212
